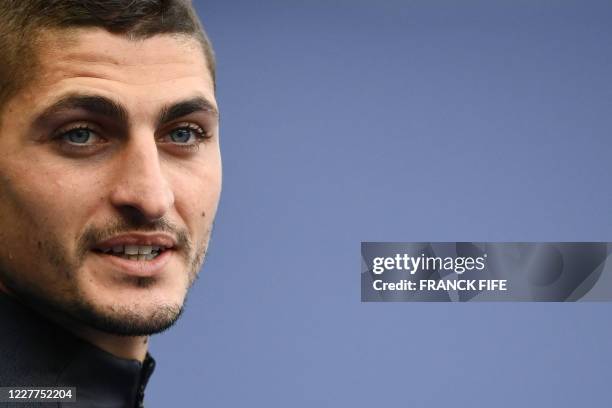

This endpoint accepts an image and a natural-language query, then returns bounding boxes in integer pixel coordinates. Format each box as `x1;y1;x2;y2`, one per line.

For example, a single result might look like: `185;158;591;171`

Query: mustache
77;218;191;258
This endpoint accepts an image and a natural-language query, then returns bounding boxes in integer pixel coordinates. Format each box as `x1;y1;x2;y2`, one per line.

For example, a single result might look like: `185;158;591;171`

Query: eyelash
52;123;105;153
166;122;210;150
58;124;93;135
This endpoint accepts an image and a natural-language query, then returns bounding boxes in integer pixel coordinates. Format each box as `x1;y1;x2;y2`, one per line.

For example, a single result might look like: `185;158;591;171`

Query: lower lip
91;250;173;277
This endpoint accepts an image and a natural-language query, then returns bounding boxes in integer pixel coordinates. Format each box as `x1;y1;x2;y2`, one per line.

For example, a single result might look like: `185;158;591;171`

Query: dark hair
0;0;215;111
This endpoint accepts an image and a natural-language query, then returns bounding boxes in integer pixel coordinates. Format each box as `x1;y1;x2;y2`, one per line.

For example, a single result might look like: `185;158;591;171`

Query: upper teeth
106;245;161;254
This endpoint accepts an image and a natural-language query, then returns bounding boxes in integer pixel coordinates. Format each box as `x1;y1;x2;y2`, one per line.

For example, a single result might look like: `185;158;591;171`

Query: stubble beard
0;220;211;337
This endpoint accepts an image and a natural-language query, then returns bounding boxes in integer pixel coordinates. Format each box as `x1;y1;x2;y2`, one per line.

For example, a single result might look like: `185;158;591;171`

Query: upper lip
92;233;177;250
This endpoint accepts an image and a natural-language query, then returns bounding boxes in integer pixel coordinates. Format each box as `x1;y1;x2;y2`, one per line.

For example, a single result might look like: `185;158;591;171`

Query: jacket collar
0;291;156;408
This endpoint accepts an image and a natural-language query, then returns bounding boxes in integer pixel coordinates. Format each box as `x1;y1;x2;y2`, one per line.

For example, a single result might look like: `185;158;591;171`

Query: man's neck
0;281;149;362
62;322;149;362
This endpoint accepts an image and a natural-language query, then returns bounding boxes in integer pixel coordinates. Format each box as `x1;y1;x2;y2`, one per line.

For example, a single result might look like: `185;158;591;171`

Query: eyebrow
34;94;128;126
33;93;219;128
156;96;219;128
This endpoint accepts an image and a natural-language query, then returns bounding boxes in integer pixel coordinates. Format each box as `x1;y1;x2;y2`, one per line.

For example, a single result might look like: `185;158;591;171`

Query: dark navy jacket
0;292;155;408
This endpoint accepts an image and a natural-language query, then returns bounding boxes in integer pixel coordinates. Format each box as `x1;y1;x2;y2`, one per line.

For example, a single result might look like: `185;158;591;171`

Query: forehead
16;28;216;118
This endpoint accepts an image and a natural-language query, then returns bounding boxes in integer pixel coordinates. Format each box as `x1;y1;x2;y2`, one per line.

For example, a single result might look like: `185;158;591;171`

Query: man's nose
109;135;174;221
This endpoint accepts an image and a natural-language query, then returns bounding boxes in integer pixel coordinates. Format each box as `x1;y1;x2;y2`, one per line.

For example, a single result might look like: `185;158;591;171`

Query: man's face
0;29;221;335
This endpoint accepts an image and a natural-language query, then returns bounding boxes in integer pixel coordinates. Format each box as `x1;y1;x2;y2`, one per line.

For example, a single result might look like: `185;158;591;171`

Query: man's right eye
58;126;104;145
52;124;108;155
64;128;93;144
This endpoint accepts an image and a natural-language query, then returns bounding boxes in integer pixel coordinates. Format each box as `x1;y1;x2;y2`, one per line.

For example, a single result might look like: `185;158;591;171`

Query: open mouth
93;245;168;261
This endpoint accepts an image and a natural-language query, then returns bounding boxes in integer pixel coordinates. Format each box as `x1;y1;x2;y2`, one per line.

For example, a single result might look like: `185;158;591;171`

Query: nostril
115;205;163;224
111;189;174;222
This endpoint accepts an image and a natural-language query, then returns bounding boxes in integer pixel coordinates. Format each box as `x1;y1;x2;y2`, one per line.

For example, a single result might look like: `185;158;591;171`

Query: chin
83;262;190;300
74;291;186;336
72;274;190;335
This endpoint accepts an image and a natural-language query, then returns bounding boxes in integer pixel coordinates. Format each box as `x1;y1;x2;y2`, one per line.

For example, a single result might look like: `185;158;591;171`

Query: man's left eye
164;124;207;146
169;128;196;143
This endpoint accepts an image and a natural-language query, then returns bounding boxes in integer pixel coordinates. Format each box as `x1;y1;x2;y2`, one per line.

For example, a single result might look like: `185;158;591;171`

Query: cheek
0;162;100;252
0;170;81;290
172;162;221;229
0;174;58;275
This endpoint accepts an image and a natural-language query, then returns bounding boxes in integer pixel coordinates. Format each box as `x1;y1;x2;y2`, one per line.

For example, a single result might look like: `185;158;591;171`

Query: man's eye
170;128;196;144
58;127;102;145
166;125;207;145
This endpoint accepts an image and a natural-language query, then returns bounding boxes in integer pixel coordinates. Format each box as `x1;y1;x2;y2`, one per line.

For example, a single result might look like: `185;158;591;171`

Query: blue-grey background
148;1;612;406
